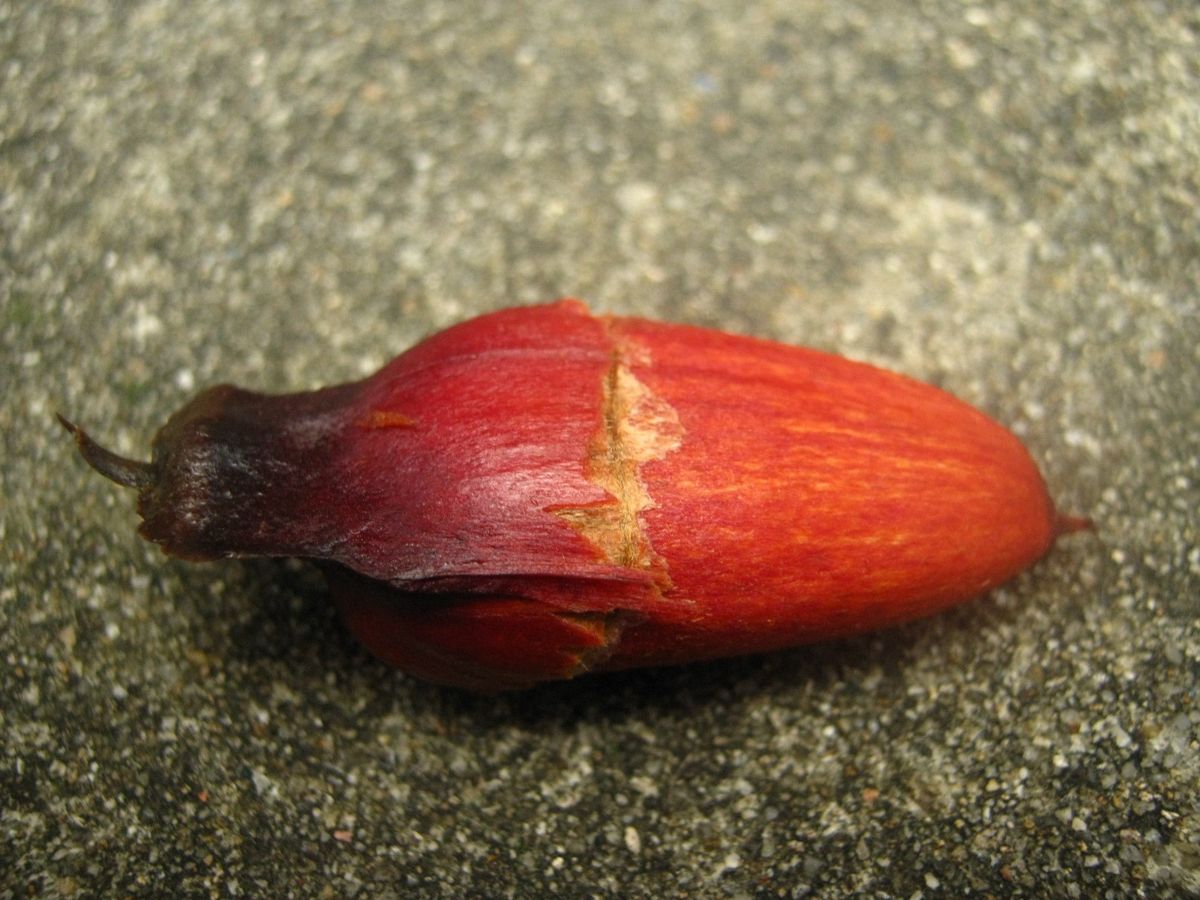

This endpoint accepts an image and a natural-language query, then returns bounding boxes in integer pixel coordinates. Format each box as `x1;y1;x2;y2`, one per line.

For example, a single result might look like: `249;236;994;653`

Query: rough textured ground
3;1;1198;897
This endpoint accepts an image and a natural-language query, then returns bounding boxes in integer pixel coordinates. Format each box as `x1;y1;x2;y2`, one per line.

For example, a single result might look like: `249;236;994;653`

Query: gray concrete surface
3;1;1198;896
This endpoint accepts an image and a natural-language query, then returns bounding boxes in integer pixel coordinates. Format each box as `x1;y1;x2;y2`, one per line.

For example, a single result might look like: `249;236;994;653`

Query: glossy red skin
120;300;1071;690
605;316;1058;668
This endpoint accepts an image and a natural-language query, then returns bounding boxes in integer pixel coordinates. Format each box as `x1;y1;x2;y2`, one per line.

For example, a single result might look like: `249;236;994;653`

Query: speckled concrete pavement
3;2;1198;897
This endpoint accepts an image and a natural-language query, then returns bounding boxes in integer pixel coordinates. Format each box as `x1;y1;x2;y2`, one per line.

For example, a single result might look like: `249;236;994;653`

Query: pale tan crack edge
551;335;684;583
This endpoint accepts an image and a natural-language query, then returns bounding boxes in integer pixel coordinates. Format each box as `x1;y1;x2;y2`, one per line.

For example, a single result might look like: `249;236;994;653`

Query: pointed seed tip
1055;513;1095;537
55;411;80;436
56;413;156;490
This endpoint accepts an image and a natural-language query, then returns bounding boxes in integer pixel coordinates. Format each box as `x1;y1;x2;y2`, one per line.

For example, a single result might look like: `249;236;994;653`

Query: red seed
60;300;1089;690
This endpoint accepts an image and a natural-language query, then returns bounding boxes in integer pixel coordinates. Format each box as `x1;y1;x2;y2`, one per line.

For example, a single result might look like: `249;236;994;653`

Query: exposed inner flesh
551;340;683;585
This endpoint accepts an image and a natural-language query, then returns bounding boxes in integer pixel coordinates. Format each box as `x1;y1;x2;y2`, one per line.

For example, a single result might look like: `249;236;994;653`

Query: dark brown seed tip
56;413;156;490
1055;513;1095;537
